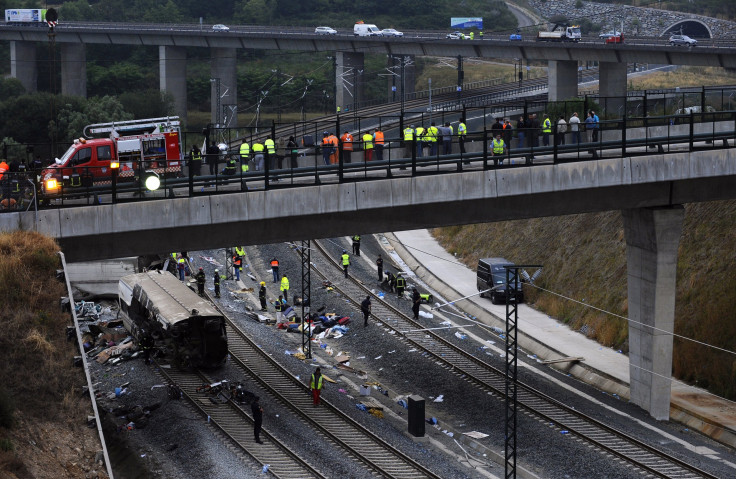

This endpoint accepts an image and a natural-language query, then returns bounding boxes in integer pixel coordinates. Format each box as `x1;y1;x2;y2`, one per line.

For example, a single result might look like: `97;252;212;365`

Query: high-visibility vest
224;158;237;174
280;276;289;292
427;126;438;142
403;128;414;141
542;118;552;133
191;150;202;162
274;300;283;312
492;139;505;154
270;259;279;267
311;373;323;390
396;276;406;288
239;142;250;158
353;235;360;243
341;253;350;266
448;125;454;135
264;139;275;154
415;127;425;139
235;246;245;257
374;131;384;145
341;133;353;151
362;134;373;149
252;143;264;153
458;122;467;137
232;256;242;266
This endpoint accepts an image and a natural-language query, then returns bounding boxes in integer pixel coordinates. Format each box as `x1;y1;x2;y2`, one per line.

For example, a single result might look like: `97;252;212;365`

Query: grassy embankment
434;67;736;400
0;231;97;477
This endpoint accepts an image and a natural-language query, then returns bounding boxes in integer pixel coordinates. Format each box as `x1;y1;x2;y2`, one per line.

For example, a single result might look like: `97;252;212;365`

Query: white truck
5;8;48;23
537;25;581;42
354;21;382;36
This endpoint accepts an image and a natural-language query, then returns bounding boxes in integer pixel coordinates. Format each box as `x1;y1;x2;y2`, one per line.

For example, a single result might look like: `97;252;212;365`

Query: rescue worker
189;144;202;176
328;132;339;164
427;122;439;156
252;141;265;171
470;31;474;40
361;295;371;327
362;131;374;162
233;246;245;281
383;270;396;292
396;272;406;298
139;329;155;365
412;288;421;320
542;114;552;147
252;396;264;444
403;124;415;159
287;136;299;169
273;295;285;323
270;257;280;283
223;155;237;176
310;367;324;406
239;140;250;171
491;133;507;166
259;281;267;311
479;30;484;39
206;142;219;176
458;118;467;154
264;136;276;170
195;267;206;296
415;125;425;157
376;254;384;282
341;249;350;278
213;269;221;298
321;132;332;165
373;128;385;162
280;274;290;302
177;255;186;281
352;234;361;256
340;130;353;164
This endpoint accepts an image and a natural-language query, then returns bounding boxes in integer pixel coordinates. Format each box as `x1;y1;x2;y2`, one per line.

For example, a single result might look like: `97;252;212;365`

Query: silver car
381;28;404;37
669;34;697;46
315;26;337;35
212;24;229;32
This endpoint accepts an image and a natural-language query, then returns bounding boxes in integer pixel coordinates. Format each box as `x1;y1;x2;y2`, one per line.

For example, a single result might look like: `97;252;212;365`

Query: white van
354;22;381;36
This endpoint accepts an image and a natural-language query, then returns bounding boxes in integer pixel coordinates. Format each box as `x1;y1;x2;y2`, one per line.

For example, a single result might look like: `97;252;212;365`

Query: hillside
433;200;736;400
0;231;106;479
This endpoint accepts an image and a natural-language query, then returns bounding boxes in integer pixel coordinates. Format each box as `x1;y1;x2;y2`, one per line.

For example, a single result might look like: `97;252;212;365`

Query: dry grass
433;201;736;399
629;66;736;91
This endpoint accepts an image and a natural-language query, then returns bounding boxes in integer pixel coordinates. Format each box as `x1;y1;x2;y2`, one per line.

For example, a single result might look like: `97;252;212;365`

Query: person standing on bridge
213;269;221;298
415;125;425;157
516;116;526;150
441;122;453;154
362;131;374;162
361;295;372;327
376;254;384;282
340;130;353;164
206;142;219;176
569;112;581;145
491;133;507;166
556;115;567;146
189;144;202;177
239;140;250;171
403;125;415;160
321;131;332;165
251;396;264;444
264;136;276;170
591;111;600;142
195;267;206;296
341;250;350;278
373;128;385;162
457;118;467;154
270;257;280;283
310;367;324;406
252;141;265;171
280;274;290;302
287;136;299;169
542;114;552;147
585;111;596;143
427;122;439;156
503;119;513;152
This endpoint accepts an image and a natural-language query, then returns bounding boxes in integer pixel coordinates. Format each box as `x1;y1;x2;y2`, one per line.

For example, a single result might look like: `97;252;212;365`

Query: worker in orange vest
340;131;353;164
373;128;385;162
328;132;339;164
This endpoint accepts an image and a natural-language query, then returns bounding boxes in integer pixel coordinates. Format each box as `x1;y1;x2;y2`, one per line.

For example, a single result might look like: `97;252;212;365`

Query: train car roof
119;270;222;326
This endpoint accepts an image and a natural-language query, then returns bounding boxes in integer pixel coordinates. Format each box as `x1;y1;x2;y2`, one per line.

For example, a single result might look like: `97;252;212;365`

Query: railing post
689;111;695;151
622;115;627;158
483;129;488;169
411;138;417;176
338;138;344;183
552;123;558;164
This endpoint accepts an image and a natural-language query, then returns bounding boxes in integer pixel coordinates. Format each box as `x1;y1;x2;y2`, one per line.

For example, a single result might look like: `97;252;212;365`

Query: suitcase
338;317;350;326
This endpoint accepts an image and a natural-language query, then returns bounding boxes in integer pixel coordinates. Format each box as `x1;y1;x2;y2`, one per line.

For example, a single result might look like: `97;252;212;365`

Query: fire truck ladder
83;116;181;138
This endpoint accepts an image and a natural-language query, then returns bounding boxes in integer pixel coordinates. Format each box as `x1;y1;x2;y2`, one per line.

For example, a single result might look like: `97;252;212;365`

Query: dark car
477;257;524;304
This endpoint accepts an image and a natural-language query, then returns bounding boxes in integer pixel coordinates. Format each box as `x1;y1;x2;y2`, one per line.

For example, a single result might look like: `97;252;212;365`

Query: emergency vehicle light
110;161;119;169
144;171;160;191
44;178;59;192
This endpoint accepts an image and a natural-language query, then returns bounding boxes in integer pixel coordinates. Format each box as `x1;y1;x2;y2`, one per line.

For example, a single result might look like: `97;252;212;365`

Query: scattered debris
463;431;489;439
433;395;444;403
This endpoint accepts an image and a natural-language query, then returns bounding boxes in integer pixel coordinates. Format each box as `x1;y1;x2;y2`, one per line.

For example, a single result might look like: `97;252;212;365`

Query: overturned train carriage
118;270;228;369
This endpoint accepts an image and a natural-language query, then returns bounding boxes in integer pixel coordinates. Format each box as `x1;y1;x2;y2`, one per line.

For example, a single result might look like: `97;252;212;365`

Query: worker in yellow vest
341;249;350;278
403;125;414;159
490;133;507;166
239;141;250;173
542;114;552;147
280;274;290;302
264;137;275;169
458;118;467;154
426;122;439;156
362;132;374;162
415;126;425;157
252;142;265;171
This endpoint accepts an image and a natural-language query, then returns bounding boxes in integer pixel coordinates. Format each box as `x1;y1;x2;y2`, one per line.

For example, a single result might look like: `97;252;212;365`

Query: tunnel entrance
662;20;712;38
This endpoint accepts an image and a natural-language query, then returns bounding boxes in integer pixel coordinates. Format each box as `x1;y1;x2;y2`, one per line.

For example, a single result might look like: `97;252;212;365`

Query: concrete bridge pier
10;41;37;93
386;54;415;104
623;206;685;421
159;46;187;124
210;47;238;128
548;60;577;101
336;52;364;112
61;43;86;97
599;62;628;118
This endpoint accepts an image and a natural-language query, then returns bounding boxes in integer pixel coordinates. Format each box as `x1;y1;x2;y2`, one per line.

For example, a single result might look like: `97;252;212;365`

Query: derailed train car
118;270;228;369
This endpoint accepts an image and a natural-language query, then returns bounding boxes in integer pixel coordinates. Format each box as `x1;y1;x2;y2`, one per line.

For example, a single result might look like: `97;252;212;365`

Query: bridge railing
3;110;736;212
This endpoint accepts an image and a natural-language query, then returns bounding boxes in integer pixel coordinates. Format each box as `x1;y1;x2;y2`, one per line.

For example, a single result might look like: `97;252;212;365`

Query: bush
0;387;14;429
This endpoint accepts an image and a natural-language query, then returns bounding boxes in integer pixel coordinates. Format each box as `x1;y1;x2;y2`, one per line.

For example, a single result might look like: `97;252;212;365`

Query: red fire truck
41;117;183;197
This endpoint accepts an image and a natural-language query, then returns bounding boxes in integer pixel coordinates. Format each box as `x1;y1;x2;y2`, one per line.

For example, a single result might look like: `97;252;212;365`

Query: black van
477;257;524;304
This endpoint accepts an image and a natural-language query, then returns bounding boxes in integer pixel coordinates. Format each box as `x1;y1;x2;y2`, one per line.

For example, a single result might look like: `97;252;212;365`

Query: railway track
157;290;441;478
307;238;719;479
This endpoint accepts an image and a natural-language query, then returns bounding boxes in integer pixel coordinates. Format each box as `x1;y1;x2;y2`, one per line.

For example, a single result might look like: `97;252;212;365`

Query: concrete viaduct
2;22;735;124
3;144;736;422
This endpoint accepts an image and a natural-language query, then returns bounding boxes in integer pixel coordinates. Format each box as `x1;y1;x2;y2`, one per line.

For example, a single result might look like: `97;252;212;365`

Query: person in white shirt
569;112;581;144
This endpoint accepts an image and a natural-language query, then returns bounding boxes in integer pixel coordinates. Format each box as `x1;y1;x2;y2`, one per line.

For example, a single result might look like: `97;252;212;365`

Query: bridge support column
61;43;86;97
210;48;237;128
335;52;364;112
159;46;187;123
386;54;415;103
599;62;628;117
622;206;684;421
548;60;577;101
10;41;37;93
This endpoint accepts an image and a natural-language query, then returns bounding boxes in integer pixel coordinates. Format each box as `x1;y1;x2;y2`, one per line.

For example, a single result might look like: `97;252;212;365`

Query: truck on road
5;8;50;24
537;25;581;42
41;117;183;199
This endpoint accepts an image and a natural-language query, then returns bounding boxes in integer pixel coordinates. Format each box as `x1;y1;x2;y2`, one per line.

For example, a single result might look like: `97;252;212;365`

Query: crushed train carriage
118;270;228;369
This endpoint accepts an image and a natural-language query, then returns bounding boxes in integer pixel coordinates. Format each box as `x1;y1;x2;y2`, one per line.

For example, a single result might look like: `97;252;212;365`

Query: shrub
0;388;14;429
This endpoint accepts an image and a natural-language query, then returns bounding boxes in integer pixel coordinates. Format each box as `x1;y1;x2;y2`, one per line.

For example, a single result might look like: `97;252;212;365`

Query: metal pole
300;240;312;359
428;78;433;124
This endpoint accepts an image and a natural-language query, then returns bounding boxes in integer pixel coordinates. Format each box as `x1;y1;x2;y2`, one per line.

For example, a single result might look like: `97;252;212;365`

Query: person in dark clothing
251;396;264;444
287;136;299;169
376;254;384;282
189;145;202;176
259;282;267;311
139;330;155;365
352;235;361;256
490;118;504;138
386;271;396;293
412;288;421;320
361;295;371;327
206;142;220;176
213;269;220;298
195;267;206;296
396;273;406;298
